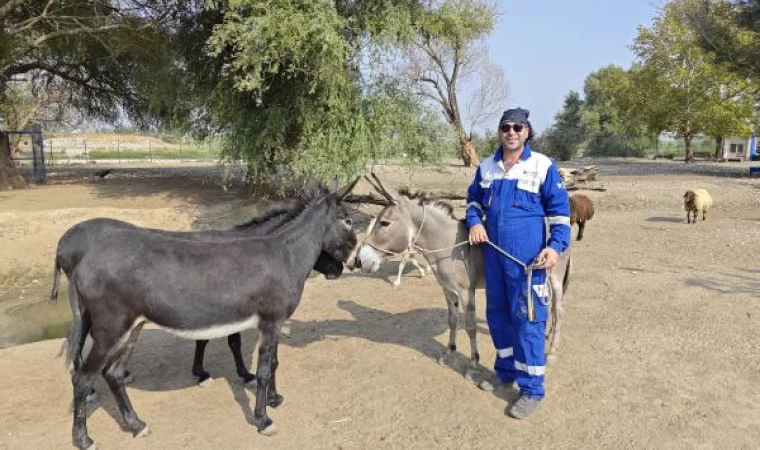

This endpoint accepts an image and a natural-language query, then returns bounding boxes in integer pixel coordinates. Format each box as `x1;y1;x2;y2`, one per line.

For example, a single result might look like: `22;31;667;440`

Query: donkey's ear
371;173;401;203
334;177;361;201
365;175;395;205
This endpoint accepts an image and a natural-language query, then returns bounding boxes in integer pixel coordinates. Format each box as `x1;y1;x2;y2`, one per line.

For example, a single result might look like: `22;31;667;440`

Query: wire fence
41;136;223;165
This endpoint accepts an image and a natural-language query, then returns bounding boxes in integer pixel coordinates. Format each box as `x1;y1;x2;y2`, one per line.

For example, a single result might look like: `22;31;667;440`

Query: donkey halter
362;205;429;258
361;203;545;321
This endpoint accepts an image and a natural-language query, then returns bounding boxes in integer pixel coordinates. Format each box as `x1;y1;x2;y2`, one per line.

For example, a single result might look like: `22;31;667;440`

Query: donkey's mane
398;187;457;219
234;188;328;230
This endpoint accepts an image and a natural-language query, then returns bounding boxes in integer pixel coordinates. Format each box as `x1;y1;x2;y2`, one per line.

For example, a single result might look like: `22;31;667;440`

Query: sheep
683;189;713;224
569;194;595;241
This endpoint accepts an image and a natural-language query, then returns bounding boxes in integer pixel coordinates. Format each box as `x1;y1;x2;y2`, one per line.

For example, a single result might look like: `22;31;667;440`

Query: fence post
179;139;183;162
117;139;121;164
149;138;153;162
49;139;54;166
84;139;87;163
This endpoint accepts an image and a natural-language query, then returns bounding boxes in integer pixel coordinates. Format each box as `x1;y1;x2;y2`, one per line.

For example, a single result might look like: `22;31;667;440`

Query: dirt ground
1;159;759;448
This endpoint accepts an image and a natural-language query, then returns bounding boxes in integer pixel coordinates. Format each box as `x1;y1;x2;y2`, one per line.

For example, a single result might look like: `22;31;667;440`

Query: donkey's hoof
134;425;151;439
77;437;96;450
85;390;99;404
194;370;211;384
260;424;277;436
464;370;478;383
122;371;135;385
257;419;277;436
477;379;496;392
268;394;285;408
437;355;448;366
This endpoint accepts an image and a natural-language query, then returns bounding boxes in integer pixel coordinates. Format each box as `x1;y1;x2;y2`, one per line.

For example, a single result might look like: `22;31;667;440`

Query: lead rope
362;206;540;321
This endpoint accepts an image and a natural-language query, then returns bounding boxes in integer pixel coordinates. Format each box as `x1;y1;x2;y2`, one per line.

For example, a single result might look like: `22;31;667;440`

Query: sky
484;0;663;133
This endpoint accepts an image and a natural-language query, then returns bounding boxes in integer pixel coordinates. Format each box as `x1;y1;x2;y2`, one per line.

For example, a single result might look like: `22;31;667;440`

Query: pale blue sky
485;0;662;133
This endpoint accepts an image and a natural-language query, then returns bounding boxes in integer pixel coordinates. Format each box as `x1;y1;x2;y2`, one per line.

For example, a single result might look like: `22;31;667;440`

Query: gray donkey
353;175;572;382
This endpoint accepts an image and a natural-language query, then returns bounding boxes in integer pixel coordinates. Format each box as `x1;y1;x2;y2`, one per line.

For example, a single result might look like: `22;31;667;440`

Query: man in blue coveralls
466;107;571;419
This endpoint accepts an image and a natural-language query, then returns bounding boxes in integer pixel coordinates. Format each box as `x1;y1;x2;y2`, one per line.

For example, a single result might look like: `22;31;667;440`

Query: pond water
0;281;72;348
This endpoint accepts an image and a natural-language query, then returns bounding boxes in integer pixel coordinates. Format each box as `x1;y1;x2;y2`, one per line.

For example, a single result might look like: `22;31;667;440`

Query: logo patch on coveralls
517;171;540;193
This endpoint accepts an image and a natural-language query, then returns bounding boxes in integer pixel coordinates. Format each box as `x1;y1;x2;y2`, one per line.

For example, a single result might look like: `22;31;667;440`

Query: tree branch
419;76;448;105
31;23;145;49
7;0;56;35
0;0;26;22
3;62;121;97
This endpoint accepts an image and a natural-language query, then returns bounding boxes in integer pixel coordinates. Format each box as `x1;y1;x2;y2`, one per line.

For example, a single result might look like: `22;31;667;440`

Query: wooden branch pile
559;166;606;191
344;167;606;205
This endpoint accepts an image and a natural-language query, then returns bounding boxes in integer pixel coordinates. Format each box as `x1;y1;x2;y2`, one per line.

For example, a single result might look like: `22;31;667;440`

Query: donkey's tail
64;274;90;369
50;256;61;302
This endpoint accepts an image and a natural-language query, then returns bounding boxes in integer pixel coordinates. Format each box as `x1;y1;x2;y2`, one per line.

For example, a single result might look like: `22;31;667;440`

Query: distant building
720;135;756;161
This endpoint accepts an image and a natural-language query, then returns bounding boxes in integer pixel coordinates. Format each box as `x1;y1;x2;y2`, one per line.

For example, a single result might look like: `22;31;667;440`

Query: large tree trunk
459;137;479;168
684;134;695;163
0;132;28;190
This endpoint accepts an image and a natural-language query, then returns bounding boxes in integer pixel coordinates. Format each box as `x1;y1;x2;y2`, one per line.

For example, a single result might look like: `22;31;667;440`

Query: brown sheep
569;194;595;241
683;189;713;224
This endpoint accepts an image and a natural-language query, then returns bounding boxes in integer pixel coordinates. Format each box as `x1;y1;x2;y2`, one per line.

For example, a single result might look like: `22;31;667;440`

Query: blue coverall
465;143;571;399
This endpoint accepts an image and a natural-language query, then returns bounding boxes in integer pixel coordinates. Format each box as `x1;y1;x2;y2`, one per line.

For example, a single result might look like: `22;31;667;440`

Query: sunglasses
500;123;526;133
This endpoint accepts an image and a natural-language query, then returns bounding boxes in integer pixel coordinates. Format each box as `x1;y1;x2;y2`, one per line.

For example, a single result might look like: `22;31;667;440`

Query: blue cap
499;107;533;141
499;107;530;126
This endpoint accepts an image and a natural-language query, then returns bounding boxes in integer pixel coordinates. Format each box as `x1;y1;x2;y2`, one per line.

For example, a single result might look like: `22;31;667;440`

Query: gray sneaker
508;395;542;419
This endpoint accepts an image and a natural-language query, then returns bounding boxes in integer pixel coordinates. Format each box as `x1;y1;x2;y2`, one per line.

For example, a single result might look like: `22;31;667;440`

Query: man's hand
469;224;488;245
535;247;559;269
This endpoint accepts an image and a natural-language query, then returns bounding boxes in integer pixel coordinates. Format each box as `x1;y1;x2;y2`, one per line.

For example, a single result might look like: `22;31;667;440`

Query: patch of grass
86;147;221;160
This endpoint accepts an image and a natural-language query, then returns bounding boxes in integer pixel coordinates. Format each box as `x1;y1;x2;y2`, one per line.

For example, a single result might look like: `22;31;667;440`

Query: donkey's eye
343;218;353;227
379;220;391;227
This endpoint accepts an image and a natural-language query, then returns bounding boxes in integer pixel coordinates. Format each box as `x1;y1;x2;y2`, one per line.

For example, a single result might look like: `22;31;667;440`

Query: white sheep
683;189;713;224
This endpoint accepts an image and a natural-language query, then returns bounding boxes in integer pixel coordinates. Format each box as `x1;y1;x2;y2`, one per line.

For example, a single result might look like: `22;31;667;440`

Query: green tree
539;91;584;160
579;65;651;157
204;0;455;190
687;0;760;80
631;0;756;162
0;0;173;189
401;0;503;167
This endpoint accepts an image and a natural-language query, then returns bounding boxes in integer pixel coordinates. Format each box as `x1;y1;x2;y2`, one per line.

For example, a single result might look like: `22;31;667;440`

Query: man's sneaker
508;394;542;419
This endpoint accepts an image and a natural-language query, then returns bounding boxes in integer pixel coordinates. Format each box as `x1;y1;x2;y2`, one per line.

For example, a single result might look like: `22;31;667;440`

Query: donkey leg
70;311;97;449
438;290;459;365
253;320;279;435
73;311;100;404
73;330;138;449
72;369;97;449
102;349;149;438
266;338;284;408
227;333;256;386
393;254;408;287
113;323;144;385
463;288;480;382
577;221;585;241
192;339;211;383
410;255;427;277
